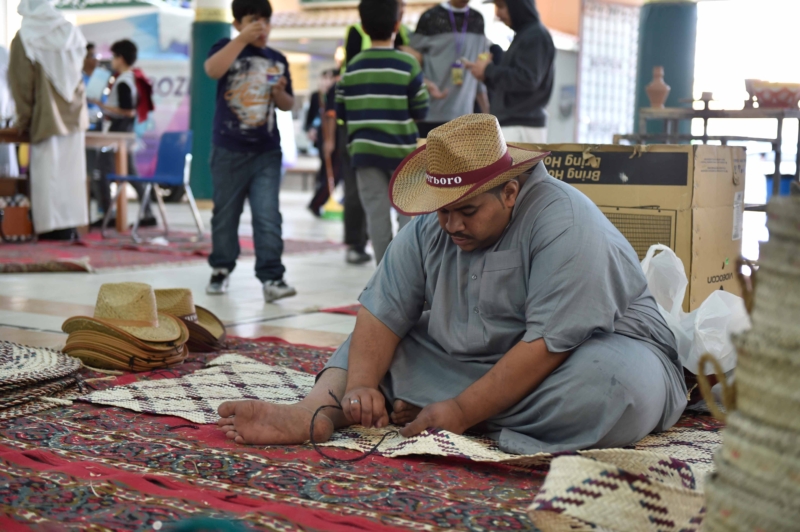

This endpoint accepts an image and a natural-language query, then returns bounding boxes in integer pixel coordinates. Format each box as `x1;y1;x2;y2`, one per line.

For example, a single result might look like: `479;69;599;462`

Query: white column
1;0;22;49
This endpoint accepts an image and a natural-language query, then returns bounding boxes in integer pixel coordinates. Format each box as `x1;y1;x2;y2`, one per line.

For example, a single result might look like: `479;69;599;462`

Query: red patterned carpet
0;232;345;273
0;338;724;531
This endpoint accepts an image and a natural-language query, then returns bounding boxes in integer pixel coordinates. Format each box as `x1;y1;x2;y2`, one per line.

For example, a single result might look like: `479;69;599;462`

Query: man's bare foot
390;400;422;425
217;400;334;445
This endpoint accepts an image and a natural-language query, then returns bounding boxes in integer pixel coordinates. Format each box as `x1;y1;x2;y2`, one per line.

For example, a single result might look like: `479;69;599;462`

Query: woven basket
749;262;800;346
734;339;800;432
764;196;800;243
720;412;800;496
528;452;705;532
704;459;800;531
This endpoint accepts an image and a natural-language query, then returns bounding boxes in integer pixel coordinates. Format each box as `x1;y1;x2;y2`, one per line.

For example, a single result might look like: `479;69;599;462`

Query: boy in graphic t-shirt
204;0;296;302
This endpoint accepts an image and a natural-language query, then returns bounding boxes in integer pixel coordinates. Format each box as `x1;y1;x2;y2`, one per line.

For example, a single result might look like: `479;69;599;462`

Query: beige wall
536;0;581;36
272;0;302;11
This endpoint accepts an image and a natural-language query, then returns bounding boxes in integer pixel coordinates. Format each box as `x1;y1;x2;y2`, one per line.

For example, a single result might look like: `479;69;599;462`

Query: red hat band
424;150;512;188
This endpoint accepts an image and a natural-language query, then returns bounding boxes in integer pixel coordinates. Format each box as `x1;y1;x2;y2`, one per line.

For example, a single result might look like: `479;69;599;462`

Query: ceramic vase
645;66;671;108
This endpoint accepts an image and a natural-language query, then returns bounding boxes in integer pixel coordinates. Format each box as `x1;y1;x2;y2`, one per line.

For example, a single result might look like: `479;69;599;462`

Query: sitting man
218;114;688;454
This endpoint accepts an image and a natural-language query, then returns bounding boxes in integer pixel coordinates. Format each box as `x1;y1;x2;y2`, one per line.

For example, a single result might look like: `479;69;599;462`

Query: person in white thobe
8;0;89;239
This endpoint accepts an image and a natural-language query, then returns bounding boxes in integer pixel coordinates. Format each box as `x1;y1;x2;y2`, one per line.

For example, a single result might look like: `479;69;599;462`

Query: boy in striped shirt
337;0;429;264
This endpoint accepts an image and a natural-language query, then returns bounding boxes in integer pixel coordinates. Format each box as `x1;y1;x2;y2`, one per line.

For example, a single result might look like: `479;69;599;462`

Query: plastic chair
102;131;204;242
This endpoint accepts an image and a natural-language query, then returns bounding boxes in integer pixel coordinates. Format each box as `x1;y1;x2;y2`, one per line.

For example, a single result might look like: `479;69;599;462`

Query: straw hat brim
65;332;186;359
62;313;185;343
390;144;550;216
195;306;226;341
65;347;187;372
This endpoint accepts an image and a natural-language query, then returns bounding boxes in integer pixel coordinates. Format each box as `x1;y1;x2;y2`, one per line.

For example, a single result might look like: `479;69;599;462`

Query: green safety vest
337;23;411;124
341;23;411;73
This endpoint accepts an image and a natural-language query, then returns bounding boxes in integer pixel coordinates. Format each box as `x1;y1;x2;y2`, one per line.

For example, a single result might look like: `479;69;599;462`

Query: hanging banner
56;0;155;9
133;59;191;176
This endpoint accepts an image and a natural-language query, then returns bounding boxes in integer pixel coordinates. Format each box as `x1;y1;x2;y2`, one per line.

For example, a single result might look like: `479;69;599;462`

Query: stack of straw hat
153;288;226;352
702;195;800;531
0;341;83;412
62;282;190;371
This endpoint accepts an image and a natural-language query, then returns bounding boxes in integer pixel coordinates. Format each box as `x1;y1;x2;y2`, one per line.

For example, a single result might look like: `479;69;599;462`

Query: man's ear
233;19;243;32
394;20;401;33
503;180;520;208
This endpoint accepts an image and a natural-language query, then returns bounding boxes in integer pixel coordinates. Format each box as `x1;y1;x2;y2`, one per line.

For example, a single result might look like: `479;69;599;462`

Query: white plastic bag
640;244;751;374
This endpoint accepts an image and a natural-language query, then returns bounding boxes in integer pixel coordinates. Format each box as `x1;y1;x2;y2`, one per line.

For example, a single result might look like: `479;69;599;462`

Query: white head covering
17;0;86;103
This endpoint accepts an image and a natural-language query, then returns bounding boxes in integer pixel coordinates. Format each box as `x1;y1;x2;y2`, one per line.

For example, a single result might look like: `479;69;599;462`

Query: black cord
310;390;398;463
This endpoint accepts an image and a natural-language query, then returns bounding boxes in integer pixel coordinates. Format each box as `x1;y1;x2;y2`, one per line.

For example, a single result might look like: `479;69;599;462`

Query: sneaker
263;279;297;303
138;215;158;228
346;248;372;265
206;268;230;295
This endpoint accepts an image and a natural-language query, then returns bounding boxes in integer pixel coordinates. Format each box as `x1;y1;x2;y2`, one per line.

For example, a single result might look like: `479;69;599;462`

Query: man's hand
399;45;423;64
271;76;294;111
464;57;491;82
425;79;449;100
272;76;289;95
342;386;390;429
399;398;469;437
235;21;266;46
307;127;318;144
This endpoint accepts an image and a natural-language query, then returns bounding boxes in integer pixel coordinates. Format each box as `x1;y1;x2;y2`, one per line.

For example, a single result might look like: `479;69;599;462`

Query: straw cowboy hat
62;282;185;343
389;114;550;216
154;289;226;350
62;318;189;352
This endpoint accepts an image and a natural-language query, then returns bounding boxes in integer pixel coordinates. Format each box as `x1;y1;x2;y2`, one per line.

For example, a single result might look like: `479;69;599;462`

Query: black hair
110;39;137;67
488;177;520;201
86;43;95;51
232;0;272;22
359;0;398;41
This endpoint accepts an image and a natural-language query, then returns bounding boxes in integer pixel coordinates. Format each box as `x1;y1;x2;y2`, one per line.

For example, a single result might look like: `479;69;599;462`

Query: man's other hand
399;398;468;437
342;387;390;429
464;57;491;82
425;79;449;100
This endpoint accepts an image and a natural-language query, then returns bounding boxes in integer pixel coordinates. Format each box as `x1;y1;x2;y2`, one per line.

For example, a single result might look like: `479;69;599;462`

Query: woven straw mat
0;375;79;409
0;385;83;421
0;342;82;388
82;354;721;470
528;452;705;532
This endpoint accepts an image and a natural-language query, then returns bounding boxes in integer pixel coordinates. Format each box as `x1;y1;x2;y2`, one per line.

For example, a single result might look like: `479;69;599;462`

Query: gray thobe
325;162;688;454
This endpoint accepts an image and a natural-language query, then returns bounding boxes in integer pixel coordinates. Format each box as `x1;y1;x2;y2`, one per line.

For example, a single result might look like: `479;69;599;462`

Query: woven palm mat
0;232;345;273
0;341;82;387
0;337;725;531
82;353;721;472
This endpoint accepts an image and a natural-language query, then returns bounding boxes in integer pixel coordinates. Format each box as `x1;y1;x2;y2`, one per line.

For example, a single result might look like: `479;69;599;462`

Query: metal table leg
773;118;784;199
795;118;800;181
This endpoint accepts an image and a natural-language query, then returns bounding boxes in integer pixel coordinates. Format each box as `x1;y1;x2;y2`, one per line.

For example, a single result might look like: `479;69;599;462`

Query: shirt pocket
478;249;527;320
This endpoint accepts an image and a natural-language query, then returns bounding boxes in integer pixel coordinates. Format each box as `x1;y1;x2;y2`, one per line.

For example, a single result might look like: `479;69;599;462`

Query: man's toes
219;424;234;433
225;429;239;440
218;400;246;418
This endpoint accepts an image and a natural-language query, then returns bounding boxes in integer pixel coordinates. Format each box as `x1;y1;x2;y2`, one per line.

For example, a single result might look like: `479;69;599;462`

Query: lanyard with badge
448;5;469;86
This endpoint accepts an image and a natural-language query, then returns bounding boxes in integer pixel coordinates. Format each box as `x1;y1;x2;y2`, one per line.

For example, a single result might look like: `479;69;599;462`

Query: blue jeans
208;146;285;282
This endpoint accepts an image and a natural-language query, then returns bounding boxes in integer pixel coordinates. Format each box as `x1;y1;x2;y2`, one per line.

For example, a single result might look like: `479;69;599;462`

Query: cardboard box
513;143;746;311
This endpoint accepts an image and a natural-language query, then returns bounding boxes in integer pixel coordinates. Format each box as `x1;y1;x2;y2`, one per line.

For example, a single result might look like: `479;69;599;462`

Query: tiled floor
0;190;371;350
